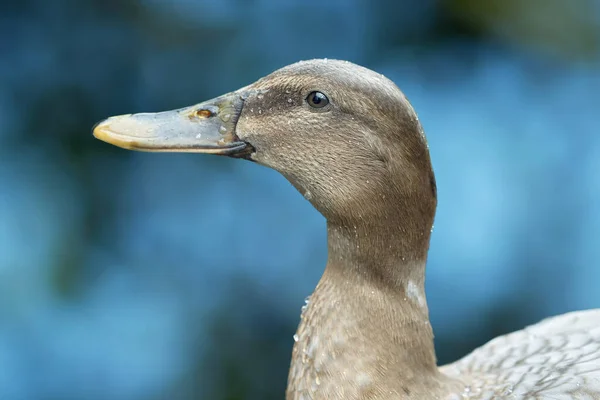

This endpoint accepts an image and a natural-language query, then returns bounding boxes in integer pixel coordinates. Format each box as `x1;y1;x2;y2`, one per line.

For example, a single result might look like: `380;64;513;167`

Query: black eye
306;91;329;108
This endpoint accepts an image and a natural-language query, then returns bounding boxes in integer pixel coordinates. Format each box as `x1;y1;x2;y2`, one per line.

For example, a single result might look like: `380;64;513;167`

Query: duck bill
93;92;252;157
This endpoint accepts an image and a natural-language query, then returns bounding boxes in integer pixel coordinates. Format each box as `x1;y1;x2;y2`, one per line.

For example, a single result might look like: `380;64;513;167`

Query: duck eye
306;91;329;108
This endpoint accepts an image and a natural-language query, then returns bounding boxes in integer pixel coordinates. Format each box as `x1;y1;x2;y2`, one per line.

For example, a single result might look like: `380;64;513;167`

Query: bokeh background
2;0;600;399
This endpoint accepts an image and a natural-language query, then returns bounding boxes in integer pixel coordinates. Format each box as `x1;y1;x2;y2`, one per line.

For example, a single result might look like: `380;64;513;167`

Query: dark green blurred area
1;1;599;399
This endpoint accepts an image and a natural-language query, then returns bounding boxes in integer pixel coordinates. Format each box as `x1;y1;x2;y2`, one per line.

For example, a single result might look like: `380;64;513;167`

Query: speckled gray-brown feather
231;60;600;399
441;309;600;399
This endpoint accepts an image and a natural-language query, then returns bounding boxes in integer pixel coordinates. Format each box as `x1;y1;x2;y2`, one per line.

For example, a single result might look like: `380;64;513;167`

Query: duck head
94;59;436;260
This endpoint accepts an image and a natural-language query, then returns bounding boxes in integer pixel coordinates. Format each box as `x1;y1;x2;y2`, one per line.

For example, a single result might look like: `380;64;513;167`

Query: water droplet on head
293;334;299;342
257;93;264;99
219;126;227;132
304;336;318;360
287;99;293;103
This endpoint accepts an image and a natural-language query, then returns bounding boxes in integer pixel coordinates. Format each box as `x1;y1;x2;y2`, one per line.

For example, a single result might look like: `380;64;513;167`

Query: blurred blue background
1;0;599;399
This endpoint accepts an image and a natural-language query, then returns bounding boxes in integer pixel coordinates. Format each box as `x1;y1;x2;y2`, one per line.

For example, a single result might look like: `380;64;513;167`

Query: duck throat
287;223;441;399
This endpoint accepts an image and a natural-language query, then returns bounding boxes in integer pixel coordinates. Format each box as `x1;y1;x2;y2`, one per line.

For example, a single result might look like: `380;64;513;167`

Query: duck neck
288;221;442;398
323;222;438;371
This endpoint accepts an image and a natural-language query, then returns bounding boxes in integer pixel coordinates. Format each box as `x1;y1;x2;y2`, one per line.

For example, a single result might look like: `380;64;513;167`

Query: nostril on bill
195;109;213;118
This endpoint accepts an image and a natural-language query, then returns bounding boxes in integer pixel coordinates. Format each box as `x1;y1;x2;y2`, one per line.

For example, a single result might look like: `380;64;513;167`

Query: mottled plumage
442;310;600;399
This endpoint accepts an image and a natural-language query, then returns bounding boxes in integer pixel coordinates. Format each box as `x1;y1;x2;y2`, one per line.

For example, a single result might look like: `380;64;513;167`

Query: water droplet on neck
301;296;310;312
356;373;372;389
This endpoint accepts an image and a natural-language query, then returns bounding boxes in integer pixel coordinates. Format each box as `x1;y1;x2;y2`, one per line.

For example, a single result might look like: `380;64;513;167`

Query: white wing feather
441;309;600;399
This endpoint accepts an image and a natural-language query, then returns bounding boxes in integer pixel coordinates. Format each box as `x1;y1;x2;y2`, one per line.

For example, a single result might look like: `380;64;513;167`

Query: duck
93;59;600;400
